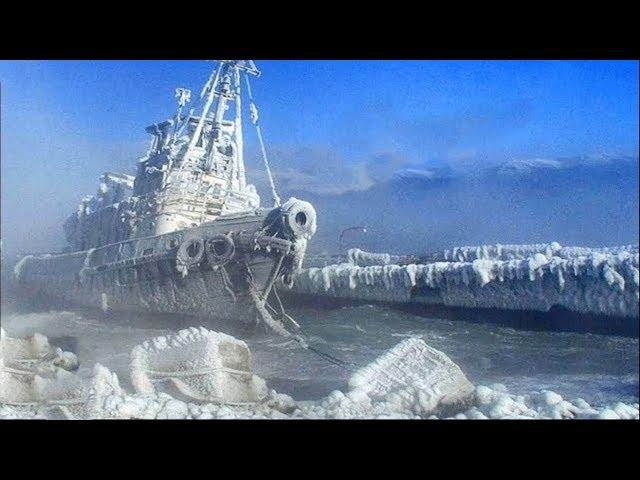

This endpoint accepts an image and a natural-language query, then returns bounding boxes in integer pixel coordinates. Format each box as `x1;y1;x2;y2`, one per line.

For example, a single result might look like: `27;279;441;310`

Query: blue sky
2;60;638;155
1;60;638;254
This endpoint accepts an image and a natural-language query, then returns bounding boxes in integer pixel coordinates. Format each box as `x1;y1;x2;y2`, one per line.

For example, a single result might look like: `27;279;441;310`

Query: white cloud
248;146;412;197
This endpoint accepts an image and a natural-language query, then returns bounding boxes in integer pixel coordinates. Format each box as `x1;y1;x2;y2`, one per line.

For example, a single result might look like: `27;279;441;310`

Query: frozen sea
2;293;637;408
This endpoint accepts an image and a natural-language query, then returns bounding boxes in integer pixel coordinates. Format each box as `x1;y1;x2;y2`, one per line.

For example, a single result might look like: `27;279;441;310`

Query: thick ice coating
441;243;639;262
348;248;395;266
292;243;639;318
455;384;640;420
0;327;78;372
0;327;80;406
130;327;268;404
347;338;475;416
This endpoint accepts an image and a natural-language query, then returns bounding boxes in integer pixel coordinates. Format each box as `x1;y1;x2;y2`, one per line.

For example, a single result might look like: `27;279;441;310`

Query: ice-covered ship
15;60;317;333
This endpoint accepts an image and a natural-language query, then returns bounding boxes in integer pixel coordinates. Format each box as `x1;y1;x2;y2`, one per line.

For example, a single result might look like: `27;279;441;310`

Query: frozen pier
289;243;639;319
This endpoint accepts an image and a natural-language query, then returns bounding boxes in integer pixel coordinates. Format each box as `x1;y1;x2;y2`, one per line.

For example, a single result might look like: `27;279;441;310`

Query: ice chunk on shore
1;328;129;418
1;327;80;406
130;327;268;404
347;338;474;416
125;336;476;418
0;327;78;372
454;385;640;420
3;329;637;420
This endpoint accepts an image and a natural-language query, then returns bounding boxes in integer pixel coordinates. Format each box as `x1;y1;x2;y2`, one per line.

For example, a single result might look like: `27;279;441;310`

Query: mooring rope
246;271;351;370
244;75;281;207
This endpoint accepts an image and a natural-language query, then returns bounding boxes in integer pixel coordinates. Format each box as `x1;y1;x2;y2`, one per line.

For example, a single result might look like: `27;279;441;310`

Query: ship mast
134;60;280;238
173;60;280;207
180;61;259;175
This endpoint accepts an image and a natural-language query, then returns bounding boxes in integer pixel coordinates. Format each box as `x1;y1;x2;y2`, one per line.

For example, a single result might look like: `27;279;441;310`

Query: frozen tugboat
15;60;317;337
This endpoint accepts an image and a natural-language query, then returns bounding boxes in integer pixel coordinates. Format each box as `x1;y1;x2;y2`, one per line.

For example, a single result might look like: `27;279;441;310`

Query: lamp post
339;225;368;253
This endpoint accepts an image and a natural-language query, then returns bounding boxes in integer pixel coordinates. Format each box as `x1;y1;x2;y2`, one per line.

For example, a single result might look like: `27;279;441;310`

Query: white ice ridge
130;327;268;404
441;242;639;262
1;330;638;420
291;243;639;318
348;248;397;267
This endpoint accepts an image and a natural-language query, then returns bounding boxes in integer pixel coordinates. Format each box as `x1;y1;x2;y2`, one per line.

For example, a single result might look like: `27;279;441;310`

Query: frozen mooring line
293;243;639;319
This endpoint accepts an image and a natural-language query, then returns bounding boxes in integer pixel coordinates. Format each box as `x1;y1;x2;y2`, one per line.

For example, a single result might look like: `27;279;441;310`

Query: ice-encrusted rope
245;74;280;207
143;366;253;378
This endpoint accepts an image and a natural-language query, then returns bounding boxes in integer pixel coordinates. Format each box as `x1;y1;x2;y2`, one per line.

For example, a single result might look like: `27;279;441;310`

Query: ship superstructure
64;61;274;252
133;60;262;238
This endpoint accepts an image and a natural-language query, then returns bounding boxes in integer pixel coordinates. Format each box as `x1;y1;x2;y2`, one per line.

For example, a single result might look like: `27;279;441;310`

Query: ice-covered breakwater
345;243;640;265
291;243;639;318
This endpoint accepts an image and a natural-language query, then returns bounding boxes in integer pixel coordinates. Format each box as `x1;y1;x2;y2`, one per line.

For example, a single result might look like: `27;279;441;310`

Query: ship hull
17;254;278;321
15;208;306;324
